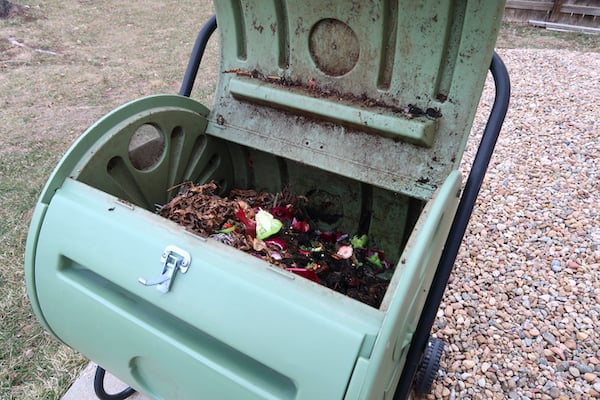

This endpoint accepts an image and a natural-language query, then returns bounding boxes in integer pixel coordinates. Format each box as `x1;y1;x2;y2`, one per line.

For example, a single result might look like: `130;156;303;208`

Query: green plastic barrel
25;1;505;398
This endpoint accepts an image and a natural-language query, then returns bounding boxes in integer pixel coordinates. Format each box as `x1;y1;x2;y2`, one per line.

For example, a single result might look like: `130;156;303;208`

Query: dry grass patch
497;22;600;52
1;1;216;398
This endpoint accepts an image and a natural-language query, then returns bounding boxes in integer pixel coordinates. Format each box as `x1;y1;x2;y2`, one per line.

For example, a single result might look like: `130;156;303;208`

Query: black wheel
413;337;444;395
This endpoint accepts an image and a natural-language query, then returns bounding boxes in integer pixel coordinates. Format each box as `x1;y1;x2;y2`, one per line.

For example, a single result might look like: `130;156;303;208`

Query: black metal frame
93;15;510;399
179;15;217;97
394;52;510;400
94;366;137;400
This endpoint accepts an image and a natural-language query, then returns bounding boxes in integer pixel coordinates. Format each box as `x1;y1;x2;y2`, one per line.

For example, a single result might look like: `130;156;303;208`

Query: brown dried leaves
159;182;238;237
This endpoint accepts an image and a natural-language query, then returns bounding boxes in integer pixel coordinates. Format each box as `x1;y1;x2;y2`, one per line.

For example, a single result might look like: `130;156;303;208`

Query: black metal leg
94;366;137;400
179;15;218;97
393;52;511;400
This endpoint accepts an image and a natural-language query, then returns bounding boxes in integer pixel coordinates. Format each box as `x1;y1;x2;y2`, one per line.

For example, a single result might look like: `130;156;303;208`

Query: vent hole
128;124;166;171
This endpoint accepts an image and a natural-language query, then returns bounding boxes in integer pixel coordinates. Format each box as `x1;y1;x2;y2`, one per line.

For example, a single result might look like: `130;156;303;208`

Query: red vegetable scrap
319;231;340;243
270;205;294;220
291;217;310;233
265;237;287;251
235;202;257;238
159;181;393;308
286;268;320;283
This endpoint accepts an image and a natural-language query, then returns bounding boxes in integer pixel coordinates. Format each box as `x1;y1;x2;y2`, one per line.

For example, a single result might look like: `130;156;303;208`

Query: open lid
207;1;505;199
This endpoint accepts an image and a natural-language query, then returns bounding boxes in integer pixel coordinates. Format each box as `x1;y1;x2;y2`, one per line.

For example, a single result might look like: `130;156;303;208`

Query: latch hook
138;245;191;293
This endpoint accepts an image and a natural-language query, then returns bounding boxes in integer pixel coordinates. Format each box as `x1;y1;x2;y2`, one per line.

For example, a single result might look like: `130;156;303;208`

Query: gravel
426;48;600;399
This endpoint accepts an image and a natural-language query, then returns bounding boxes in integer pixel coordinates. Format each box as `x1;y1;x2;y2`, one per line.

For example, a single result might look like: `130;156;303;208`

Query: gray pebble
557;362;570;372
577;364;593;374
548;387;561;398
543;331;557;345
543;380;556;391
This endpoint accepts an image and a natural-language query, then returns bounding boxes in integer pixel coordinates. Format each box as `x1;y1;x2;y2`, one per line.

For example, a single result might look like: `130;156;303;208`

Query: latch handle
138;245;191;293
138;274;171;287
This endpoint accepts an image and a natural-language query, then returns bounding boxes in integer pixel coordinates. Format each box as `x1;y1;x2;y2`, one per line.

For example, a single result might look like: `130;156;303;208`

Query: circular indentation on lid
309;19;359;76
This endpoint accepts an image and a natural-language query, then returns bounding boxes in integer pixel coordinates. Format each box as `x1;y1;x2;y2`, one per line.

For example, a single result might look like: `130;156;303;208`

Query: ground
0;2;599;398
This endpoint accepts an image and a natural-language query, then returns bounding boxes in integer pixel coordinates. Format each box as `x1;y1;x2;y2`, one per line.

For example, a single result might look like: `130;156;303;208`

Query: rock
508;391;520;400
422;49;600;399
566;260;580;270
547;387;560;398
565;340;577;350
578;364;593;374
481;362;491;373
557;361;570;372
552;347;566;360
569;367;580;377
550;259;562;272
543;331;557;346
576;331;589;341
529;327;540;336
444;305;454;317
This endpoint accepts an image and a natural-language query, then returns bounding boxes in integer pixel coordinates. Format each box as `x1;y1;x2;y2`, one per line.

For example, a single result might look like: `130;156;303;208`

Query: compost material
159;181;391;308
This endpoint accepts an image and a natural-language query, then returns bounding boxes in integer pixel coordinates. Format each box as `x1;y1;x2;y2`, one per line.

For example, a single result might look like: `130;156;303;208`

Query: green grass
0;2;597;398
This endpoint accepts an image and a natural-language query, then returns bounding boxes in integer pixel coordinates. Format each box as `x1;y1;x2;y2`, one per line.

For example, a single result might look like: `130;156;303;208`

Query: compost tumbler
25;1;509;399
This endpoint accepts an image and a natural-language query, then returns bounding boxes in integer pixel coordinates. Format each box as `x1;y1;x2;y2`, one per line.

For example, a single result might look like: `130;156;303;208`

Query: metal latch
138;245;191;293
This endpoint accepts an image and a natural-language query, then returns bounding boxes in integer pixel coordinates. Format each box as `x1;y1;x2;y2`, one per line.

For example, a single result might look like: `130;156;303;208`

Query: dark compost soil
159;182;392;308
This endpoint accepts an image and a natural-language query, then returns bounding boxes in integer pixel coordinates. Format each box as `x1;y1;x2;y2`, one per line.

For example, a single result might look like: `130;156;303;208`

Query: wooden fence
505;0;600;32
